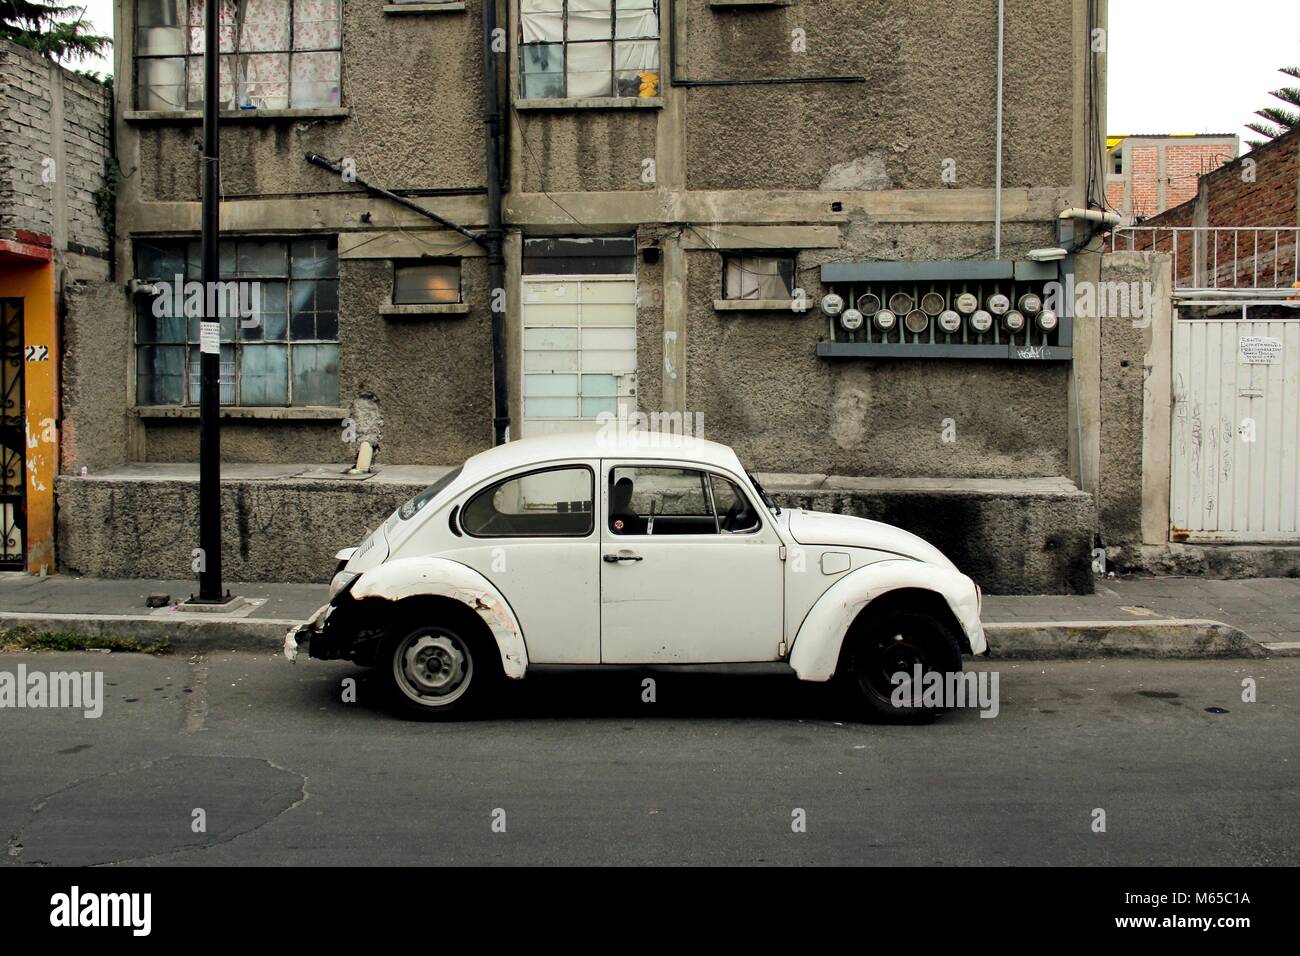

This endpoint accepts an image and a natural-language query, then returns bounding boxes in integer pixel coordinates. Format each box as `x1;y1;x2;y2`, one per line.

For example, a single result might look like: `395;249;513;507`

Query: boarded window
722;253;796;301
393;261;462;305
135;0;342;110
133;236;339;407
520;0;660;99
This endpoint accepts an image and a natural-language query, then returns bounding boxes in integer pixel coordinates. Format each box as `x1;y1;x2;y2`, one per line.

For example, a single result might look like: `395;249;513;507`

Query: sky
65;0;1300;148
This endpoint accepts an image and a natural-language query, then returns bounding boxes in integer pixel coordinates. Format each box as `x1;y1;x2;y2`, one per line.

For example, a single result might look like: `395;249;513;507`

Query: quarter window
134;0;343;112
133;236;339;406
462;467;594;537
520;0;660;99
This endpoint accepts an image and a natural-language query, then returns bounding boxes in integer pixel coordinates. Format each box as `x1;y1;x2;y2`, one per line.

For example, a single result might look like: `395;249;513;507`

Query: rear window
399;466;464;520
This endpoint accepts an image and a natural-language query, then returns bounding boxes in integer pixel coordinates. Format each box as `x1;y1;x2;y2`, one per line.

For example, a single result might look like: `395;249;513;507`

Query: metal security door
1;298;25;569
521;276;637;438
1170;314;1300;541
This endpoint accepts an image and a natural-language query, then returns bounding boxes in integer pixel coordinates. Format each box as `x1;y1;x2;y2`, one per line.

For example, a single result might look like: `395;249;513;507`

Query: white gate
1170;314;1300;541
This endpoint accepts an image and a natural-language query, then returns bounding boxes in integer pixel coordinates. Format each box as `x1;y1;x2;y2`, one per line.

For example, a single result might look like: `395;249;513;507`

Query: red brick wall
1129;145;1160;219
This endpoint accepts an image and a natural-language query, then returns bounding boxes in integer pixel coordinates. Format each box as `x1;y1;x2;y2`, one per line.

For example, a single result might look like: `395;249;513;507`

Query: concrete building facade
55;0;1117;593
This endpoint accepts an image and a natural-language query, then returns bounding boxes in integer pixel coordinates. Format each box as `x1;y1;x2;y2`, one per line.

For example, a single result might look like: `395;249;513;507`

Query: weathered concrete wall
681;0;1075;193
684;238;1072;478
56;470;1095;593
61;279;131;474
0;38;112;254
131;3;486;201
58;473;414;582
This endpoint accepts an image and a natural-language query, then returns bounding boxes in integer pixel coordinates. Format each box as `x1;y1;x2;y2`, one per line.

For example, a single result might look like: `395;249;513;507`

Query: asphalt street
1;651;1296;866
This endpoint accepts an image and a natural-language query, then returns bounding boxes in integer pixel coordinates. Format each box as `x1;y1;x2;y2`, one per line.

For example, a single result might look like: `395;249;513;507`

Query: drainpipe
483;0;509;445
994;0;1004;260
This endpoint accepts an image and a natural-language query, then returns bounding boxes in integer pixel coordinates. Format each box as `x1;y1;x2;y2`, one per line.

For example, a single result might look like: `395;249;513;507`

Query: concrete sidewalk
1;572;1296;658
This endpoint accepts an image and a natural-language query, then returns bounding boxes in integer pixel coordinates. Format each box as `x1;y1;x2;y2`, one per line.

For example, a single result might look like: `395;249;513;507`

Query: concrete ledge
379;303;470;317
984;619;1268;659
1132;544;1300;580
123;108;349;123
0;612;294;653
384;1;465;11
771;479;1096;595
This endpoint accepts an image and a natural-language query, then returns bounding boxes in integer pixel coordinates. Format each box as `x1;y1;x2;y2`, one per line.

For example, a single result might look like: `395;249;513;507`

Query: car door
599;461;785;664
444;462;601;664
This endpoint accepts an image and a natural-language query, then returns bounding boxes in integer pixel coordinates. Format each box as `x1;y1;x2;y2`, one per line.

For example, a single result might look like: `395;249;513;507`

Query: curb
2;612;1290;660
0;612;294;653
983;619;1274;659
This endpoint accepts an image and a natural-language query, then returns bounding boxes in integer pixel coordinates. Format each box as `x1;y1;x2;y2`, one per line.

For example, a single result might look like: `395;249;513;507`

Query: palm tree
1247;66;1300;148
0;0;110;64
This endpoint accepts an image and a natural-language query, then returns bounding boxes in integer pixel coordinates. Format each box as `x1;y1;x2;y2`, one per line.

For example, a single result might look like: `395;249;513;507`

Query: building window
722;253;796;301
134;236;339;407
520;0;660;99
393;260;462;304
134;0;342;111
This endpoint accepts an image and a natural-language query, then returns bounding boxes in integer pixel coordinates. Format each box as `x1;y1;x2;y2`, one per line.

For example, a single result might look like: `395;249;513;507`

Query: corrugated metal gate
1170;313;1300;541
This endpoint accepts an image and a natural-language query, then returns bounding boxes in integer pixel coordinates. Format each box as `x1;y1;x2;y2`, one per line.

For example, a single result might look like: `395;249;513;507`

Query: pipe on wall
994;0;1005;260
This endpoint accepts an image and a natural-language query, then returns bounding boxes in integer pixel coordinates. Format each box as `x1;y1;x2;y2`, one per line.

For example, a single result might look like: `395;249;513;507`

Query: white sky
68;0;1300;147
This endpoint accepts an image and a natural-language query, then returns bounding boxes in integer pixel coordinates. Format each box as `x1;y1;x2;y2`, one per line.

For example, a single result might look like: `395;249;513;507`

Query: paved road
1;651;1296;866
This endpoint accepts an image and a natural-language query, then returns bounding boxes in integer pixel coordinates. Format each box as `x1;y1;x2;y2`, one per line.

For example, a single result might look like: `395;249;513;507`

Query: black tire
376;608;499;721
834;609;964;724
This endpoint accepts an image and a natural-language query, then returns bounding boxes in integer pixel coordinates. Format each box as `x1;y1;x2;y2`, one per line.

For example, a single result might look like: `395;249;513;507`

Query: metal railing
1108;226;1300;297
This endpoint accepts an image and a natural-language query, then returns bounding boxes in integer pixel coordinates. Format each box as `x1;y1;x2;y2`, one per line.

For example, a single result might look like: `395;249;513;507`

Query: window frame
606;464;764;537
133;0;344;113
132;234;340;408
461;464;597;539
721;251;798;302
518;0;661;100
391;258;463;306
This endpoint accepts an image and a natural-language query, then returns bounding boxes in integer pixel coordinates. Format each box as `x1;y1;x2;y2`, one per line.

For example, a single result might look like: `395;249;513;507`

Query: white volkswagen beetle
287;431;987;721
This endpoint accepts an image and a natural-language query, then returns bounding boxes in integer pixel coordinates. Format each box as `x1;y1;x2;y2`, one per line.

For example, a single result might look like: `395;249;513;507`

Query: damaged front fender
347;557;530;679
788;560;986;682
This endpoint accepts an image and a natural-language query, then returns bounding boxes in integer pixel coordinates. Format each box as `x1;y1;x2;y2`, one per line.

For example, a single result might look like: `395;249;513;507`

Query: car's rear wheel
377;613;496;720
835;609;964;723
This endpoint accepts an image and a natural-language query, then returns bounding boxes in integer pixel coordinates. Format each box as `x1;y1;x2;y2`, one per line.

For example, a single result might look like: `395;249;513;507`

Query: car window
462;466;594;537
608;466;760;536
710;475;761;533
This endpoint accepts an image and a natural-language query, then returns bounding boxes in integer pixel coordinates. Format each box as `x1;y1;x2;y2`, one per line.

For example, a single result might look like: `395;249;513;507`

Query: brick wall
0;38;112;256
1138;128;1300;290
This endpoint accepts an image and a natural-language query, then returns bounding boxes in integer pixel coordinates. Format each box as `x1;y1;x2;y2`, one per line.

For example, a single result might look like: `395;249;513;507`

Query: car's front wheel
377;614;496;720
835;609;964;723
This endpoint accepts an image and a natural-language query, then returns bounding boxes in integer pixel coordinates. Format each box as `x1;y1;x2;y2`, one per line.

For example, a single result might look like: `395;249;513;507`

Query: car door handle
603;553;643;563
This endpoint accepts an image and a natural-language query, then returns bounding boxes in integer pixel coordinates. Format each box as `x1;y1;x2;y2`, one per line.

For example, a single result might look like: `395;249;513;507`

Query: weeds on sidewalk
0;627;172;655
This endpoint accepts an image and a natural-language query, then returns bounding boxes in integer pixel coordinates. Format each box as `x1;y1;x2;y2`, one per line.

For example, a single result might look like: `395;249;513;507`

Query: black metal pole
483;0;509;445
198;0;223;600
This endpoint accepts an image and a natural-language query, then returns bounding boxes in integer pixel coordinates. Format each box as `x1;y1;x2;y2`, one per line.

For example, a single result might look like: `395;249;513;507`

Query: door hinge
778;640;788;658
779;546;787;561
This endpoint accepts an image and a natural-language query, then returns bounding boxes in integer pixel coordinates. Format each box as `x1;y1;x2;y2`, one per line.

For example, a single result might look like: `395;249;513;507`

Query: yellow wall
0;257;57;573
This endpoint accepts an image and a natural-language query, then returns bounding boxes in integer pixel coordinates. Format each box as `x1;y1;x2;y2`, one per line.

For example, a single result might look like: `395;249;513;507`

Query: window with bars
134;0;342;111
520;0;660;99
134;236;340;407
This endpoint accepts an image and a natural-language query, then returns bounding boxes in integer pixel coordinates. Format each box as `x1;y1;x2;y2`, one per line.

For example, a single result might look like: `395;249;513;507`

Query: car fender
788;559;985;682
349;556;529;679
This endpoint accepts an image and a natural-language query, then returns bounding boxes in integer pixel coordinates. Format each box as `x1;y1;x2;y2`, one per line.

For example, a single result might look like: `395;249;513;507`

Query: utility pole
196;0;225;601
483;0;509;445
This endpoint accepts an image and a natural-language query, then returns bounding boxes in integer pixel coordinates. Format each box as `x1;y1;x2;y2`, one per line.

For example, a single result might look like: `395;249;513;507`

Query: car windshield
399;465;464;520
746;469;781;516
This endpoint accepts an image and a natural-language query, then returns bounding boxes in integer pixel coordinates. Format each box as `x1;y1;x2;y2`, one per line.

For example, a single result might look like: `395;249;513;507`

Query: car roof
460;430;745;483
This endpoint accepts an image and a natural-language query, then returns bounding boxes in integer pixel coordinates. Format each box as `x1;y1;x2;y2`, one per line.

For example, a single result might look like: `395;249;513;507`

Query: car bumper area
284;602;342;662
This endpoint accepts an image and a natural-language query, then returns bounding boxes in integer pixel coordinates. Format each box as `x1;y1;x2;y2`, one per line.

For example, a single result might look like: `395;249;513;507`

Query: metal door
1170;313;1300;541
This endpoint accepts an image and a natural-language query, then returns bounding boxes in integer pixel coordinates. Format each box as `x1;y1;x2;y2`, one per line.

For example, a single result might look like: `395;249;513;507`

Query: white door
522;277;637;438
1170;313;1300;541
598;462;785;664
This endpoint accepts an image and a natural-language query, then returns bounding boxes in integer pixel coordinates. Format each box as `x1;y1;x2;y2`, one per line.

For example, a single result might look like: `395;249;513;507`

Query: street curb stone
2;612;1289;659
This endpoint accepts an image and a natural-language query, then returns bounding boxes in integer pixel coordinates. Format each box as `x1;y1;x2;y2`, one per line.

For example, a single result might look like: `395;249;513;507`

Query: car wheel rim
394;629;473;706
855;631;928;707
